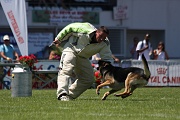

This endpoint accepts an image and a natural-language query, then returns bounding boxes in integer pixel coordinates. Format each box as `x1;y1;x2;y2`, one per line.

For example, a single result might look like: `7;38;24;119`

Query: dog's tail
142;54;151;80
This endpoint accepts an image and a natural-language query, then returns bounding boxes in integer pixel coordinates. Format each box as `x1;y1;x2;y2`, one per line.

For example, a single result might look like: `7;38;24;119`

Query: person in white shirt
136;33;152;60
153;41;169;60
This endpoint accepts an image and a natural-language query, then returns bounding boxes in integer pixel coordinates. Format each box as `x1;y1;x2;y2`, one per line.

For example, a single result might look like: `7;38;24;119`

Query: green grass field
0;87;179;120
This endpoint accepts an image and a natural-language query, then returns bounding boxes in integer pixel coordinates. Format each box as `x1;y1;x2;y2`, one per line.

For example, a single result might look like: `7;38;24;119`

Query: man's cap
3;35;10;41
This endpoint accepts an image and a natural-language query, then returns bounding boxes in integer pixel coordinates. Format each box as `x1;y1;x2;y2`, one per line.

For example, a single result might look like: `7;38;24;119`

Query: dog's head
97;60;114;82
97;60;113;71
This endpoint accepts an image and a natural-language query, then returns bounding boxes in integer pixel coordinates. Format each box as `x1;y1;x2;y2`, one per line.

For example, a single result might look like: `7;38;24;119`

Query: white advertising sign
1;0;28;55
131;60;180;86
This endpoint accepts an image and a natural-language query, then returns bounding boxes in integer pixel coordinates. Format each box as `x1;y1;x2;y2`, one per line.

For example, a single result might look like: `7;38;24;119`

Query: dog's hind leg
114;73;132;97
115;73;138;97
121;85;137;99
129;85;137;94
102;89;119;100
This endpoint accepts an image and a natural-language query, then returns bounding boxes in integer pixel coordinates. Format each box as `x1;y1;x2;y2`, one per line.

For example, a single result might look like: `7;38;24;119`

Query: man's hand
49;38;61;47
53;38;61;44
6;57;12;62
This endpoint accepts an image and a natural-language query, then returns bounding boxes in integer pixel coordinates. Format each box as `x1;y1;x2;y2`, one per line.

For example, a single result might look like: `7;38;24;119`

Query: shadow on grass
78;97;150;102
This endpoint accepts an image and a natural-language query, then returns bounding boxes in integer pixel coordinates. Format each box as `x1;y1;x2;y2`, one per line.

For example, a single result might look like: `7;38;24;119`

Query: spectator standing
136;33;152;60
129;37;139;59
53;22;113;101
0;35;19;62
0;35;19;89
153;41;169;60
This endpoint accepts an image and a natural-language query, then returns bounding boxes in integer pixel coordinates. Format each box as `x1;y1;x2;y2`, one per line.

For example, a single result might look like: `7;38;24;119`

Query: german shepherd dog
96;54;151;100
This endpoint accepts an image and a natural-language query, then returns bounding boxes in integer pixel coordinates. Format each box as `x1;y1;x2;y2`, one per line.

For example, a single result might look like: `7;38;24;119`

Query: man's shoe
57;93;73;101
60;95;70;101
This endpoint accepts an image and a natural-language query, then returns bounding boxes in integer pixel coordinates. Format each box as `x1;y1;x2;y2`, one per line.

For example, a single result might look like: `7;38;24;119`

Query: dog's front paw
101;95;107;100
96;89;100;95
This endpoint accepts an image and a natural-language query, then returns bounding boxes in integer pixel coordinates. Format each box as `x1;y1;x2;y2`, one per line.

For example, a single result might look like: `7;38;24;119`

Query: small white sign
113;6;128;20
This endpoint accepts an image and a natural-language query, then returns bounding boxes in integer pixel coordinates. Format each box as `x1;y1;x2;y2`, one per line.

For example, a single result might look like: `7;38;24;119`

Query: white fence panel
121;60;180;86
168;61;180;86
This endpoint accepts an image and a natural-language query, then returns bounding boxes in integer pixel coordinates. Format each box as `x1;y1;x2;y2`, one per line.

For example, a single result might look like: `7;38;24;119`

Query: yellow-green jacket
55;22;113;61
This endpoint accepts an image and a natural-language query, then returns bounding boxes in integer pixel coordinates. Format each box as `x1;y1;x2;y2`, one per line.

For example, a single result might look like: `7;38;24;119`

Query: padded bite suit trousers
56;50;94;99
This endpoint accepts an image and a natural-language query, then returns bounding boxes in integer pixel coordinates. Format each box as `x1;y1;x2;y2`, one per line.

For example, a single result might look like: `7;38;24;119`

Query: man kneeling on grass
53;22;114;101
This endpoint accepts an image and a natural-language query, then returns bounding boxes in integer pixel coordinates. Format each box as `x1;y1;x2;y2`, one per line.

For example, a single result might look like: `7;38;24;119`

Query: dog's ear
98;60;104;66
98;60;106;66
98;60;111;67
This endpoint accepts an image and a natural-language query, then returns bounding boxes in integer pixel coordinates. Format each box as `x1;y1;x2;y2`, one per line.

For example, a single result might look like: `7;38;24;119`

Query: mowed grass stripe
0;87;179;120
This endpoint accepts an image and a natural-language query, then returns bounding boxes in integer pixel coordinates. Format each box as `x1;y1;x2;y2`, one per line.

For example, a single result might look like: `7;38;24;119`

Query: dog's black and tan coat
96;54;151;100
